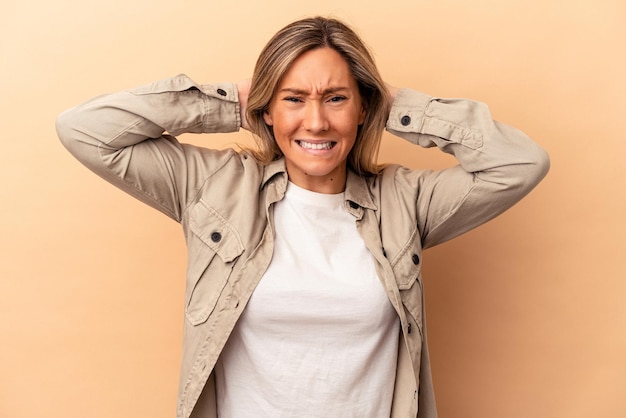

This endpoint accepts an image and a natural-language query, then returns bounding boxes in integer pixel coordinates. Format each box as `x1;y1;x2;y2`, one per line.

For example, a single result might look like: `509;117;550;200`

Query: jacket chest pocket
185;200;244;326
390;229;424;336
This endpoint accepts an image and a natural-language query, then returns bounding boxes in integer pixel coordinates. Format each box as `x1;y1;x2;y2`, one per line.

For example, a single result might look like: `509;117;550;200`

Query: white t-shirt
216;182;399;417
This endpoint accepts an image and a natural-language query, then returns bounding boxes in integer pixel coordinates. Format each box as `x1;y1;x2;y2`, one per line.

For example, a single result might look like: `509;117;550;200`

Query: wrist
237;79;251;131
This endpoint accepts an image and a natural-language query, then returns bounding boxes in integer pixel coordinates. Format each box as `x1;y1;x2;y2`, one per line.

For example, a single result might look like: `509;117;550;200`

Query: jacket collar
345;170;377;211
262;158;286;187
261;158;377;212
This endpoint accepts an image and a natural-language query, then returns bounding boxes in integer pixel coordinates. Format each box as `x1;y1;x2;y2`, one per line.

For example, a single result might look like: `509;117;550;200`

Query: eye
283;96;302;103
328;95;347;103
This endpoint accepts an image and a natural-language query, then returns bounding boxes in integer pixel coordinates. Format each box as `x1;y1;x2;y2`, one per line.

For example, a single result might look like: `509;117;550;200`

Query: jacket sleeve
386;88;550;249
55;74;241;222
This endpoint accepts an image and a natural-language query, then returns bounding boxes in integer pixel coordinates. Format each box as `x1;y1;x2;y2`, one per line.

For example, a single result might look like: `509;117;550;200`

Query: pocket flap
390;228;422;290
189;200;244;263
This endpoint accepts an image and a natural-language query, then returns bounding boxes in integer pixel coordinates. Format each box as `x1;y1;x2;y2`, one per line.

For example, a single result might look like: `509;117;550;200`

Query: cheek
337;115;361;140
274;114;302;139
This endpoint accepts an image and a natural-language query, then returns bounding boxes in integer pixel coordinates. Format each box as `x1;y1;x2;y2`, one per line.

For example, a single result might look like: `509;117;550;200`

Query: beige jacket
56;74;549;418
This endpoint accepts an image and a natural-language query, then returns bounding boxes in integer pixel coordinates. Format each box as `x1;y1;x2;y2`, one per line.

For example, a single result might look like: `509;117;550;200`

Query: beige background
1;0;625;417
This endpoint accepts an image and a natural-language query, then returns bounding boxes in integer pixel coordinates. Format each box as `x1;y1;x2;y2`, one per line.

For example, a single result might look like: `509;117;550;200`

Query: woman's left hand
385;82;400;105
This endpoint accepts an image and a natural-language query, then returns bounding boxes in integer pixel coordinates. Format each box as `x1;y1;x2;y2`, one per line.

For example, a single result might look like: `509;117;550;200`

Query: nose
303;102;329;133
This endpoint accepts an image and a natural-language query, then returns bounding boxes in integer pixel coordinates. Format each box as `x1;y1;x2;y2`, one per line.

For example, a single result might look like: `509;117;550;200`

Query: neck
288;172;347;194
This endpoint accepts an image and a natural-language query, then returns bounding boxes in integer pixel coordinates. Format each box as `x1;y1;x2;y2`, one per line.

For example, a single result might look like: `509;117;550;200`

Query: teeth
299;141;333;150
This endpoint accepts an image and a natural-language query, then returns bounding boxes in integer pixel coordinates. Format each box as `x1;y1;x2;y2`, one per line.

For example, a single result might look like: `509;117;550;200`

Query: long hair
245;17;390;176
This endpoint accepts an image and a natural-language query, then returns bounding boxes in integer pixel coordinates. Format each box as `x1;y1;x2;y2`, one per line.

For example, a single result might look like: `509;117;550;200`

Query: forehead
278;47;357;91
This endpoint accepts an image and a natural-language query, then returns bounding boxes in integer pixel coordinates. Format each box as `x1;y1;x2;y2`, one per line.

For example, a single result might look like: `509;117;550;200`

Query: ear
358;104;366;125
263;109;273;126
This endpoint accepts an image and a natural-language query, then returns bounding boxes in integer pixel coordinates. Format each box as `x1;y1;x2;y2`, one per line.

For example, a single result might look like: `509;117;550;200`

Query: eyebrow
277;86;350;95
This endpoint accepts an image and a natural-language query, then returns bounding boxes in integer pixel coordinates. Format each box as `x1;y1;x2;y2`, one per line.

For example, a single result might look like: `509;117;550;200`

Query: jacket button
210;232;222;243
401;115;411;126
217;88;227;96
407;323;412;334
349;201;359;209
412;253;420;265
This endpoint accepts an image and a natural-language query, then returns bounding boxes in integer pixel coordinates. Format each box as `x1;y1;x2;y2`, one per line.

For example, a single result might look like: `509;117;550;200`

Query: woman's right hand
237;79;251;131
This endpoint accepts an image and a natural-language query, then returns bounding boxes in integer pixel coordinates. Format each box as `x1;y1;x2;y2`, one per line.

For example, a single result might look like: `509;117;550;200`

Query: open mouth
296;140;337;150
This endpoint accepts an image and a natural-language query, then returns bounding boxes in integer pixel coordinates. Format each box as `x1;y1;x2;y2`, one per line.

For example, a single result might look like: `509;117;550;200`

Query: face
263;47;366;194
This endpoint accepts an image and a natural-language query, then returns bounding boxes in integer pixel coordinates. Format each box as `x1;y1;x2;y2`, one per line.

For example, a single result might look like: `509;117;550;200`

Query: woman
56;16;549;418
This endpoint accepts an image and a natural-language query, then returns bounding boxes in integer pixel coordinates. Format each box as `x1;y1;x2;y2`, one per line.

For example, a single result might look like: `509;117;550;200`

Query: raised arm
385;87;550;248
56;74;242;221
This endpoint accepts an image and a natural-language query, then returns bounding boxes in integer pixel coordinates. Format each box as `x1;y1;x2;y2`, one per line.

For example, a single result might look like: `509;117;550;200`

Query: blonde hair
245;16;390;176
